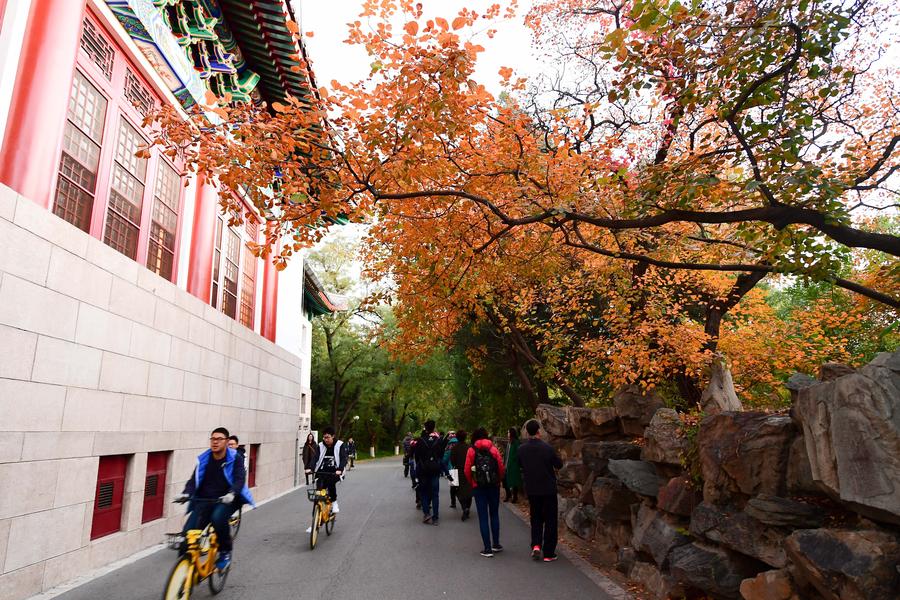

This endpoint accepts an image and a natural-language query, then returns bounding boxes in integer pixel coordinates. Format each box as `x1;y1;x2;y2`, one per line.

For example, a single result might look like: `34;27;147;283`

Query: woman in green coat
503;427;523;502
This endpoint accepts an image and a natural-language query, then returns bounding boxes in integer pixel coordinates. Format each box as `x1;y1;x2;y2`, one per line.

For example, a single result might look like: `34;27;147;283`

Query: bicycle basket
165;533;185;550
306;487;324;501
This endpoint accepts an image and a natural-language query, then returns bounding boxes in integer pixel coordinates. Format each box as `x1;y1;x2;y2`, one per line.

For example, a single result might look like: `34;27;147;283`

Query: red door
248;444;259;488
91;455;129;539
142;451;169;523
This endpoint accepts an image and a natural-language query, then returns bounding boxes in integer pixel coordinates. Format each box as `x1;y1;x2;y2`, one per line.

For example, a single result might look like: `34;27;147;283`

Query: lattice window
147;161;181;280
124;68;155;117
240;219;259;328
104;119;147;259
80;18;114;79
223;228;240;319
53;71;107;232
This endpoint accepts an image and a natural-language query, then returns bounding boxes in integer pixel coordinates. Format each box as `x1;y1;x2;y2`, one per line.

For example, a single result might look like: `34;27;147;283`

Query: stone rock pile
534;350;900;600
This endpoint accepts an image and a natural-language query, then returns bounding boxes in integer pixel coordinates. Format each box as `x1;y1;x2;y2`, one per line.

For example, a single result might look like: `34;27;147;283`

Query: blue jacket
183;447;255;507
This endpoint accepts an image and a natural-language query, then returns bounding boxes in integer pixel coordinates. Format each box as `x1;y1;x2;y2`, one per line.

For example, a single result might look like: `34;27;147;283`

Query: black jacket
516;437;563;496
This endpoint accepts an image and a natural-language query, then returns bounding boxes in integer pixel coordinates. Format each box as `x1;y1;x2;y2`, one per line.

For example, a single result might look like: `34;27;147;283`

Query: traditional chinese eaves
217;0;316;104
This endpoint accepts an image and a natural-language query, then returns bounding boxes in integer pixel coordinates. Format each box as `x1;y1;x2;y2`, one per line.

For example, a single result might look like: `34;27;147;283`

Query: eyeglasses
210;437;227;442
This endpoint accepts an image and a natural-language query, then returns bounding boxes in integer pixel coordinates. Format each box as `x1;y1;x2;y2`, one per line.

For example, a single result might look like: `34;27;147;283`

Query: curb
502;501;633;600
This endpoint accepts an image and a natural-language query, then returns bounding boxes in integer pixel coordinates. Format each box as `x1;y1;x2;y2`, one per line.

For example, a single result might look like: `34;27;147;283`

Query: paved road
55;457;614;600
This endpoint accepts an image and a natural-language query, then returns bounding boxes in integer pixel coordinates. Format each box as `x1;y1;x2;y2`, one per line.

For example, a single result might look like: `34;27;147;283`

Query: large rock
614;385;665;436
818;362;854;381
592;477;639;521
699;412;796;504
593;520;634;565
642;408;686;466
566;406;619;439
629;560;684;600
700;354;744;415
786;434;818;495
548;437;582;462
608;459;664;498
582;440;641;474
670;542;762;599
535;403;573;437
564;504;596;540
744;494;823;529
785;527;900;600
786;373;818;402
657;477;702;517
793;350;900;524
631;505;691;567
558;459;591;490
740;569;801;600
690;502;787;568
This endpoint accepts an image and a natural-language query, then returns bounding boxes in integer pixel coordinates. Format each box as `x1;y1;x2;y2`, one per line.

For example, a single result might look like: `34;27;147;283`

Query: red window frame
91;454;130;540
248;444;260;488
211;204;261;329
52;10;186;282
141;451;170;523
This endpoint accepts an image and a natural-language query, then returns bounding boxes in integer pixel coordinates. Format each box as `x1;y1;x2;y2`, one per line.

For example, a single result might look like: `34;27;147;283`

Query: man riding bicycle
177;427;254;570
306;427;348;513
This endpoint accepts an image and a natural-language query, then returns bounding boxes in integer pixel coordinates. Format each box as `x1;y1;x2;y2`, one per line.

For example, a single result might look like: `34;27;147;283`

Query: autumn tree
150;0;900;403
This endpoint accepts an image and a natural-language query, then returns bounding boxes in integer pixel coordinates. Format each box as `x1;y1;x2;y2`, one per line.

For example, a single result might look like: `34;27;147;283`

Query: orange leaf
452;16;466;30
285;20;299;34
404;21;419;36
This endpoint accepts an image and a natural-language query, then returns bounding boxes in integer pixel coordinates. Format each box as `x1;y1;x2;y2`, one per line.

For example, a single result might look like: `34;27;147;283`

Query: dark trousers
420;474;440;520
316;473;338;501
449;485;458;507
184;501;234;553
528;493;558;558
473;486;500;550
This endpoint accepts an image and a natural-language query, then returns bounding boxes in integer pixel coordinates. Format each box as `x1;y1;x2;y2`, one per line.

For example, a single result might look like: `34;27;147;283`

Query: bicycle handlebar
173;496;224;505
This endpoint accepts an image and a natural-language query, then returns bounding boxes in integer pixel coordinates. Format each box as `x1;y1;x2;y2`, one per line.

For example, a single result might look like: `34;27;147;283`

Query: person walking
464;427;505;557
449;429;473;521
414;420;448;525
517;419;563;562
443;430;459;509
347;437;357;469
402;432;413;478
302;433;317;486
504;427;523;503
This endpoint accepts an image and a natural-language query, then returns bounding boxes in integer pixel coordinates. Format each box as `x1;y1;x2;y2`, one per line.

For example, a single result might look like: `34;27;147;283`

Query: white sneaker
332;502;340;514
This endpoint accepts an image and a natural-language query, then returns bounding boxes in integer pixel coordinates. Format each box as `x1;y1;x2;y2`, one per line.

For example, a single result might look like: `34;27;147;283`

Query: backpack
419;436;443;477
474;447;500;487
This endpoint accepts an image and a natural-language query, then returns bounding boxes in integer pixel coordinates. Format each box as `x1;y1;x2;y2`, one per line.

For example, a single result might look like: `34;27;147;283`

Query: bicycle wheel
208;558;229;595
162;557;192;600
229;506;242;540
325;510;334;536
309;504;321;550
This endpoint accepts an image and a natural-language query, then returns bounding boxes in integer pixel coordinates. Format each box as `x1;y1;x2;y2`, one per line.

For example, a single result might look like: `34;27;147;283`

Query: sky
295;0;539;95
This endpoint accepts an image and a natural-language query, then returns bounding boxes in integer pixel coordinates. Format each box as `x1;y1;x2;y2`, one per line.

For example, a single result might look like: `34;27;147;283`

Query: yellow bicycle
307;472;341;550
162;498;230;600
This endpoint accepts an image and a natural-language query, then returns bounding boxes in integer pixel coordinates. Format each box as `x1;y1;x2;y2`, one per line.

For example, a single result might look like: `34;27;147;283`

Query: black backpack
419;436;443;476
474;447;500;486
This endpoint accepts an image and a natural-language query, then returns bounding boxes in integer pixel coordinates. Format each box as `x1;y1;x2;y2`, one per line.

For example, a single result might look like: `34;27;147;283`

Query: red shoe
543;555;558;562
531;546;541;560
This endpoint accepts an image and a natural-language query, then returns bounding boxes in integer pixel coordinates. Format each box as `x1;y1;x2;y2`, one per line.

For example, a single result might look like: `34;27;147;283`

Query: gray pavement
55;457;615;600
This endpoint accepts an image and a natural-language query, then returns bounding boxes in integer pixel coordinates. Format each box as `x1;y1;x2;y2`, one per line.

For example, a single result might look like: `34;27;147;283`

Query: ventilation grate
80;18;114;79
144;474;159;498
97;481;114;508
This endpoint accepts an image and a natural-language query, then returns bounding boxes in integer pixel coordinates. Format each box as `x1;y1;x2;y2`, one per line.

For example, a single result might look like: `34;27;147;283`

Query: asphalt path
54;457;614;600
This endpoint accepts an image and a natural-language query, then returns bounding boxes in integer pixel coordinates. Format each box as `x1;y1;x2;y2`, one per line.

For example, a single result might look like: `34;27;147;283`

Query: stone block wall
535;349;900;600
0;185;304;600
